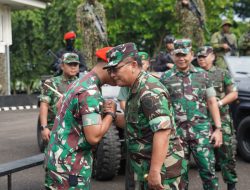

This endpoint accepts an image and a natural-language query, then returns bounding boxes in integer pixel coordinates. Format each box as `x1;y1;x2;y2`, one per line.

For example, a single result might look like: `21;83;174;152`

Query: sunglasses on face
107;61;132;74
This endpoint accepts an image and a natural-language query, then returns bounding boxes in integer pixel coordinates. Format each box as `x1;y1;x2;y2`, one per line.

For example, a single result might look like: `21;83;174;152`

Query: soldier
238;26;250;56
197;46;238;190
211;19;238;69
160;39;223;190
104;43;187;190
44;47;117;189
175;0;206;48
118;51;151;111
76;0;107;69
39;52;80;144
51;31;87;76
153;35;175;72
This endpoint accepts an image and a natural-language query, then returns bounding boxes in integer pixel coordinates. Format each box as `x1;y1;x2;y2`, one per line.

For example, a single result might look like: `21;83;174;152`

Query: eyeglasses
107;61;132;74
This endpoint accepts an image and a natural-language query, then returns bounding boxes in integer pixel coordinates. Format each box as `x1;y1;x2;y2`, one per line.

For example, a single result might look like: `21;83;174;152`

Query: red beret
64;31;76;40
95;47;113;62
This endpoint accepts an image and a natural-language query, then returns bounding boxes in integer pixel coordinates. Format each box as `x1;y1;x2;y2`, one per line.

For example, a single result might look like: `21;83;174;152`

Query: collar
172;63;197;76
130;71;145;94
207;65;216;72
61;74;78;82
91;71;102;90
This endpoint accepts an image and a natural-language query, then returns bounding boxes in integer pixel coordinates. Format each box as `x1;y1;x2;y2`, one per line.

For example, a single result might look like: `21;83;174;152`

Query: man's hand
166;63;174;69
147;170;164;190
223;43;230;50
41;128;51;142
103;99;117;114
210;128;223;148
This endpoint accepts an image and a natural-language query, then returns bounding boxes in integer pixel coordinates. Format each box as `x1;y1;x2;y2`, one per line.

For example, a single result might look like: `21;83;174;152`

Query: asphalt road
0;109;250;190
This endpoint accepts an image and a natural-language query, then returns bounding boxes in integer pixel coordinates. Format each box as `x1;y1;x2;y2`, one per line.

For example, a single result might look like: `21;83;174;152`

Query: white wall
0;5;12;53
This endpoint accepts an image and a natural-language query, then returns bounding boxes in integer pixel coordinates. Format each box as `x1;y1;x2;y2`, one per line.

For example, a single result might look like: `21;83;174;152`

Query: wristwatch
105;112;117;121
218;100;223;107
215;126;223;132
40;125;48;131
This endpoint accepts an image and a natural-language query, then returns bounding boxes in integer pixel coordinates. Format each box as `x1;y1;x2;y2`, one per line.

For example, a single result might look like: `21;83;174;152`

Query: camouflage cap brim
173;39;192;55
174;47;191;55
62;52;80;64
197;46;213;57
104;42;138;69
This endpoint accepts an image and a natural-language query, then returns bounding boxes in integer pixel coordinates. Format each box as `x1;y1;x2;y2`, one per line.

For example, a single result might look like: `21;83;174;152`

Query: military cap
220;19;232;27
95;46;113;63
64;31;76;40
173;39;192;55
138;52;149;60
104;42;138;69
197;46;213;57
62;53;80;64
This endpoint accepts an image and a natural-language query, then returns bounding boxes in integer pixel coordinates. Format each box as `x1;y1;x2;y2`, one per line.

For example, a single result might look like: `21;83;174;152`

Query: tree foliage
10;0;247;94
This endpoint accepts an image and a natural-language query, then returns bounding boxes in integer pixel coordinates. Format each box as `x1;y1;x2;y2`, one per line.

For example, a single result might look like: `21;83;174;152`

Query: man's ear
60;63;64;71
211;53;216;61
131;60;138;68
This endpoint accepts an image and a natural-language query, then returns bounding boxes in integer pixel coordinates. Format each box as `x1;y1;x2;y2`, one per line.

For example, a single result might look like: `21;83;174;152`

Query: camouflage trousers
181;137;218;190
44;169;91;190
125;153;186;190
214;131;238;184
126;167;182;190
82;30;102;69
180;25;205;48
131;176;182;190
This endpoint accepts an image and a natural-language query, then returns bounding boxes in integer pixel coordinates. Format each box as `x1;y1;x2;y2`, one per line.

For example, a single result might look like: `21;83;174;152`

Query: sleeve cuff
149;116;173;132
82;113;102;127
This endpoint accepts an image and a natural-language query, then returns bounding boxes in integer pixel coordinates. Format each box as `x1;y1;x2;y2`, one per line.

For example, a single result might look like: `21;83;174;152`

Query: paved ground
0;109;250;190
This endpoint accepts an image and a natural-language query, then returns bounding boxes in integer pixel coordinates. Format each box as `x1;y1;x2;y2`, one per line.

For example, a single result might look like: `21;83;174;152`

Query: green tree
11;10;47;94
103;0;177;56
10;0;246;94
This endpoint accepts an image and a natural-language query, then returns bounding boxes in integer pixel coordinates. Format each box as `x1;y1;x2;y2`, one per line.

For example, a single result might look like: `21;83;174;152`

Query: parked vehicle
226;56;250;162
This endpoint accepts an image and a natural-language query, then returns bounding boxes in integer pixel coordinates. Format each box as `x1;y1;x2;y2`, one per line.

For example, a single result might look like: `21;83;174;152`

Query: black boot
228;183;236;190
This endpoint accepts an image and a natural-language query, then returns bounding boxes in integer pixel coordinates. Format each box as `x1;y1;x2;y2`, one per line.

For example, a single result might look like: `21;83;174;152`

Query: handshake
103;99;117;121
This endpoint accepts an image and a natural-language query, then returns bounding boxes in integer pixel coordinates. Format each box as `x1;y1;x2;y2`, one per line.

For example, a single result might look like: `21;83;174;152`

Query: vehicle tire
237;116;250;162
93;125;121;180
37;116;46;152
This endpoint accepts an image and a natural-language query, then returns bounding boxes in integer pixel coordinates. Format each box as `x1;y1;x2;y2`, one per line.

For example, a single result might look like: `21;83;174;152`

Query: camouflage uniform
125;71;187;190
175;0;206;48
238;30;250;56
211;20;238;70
104;43;187;190
39;75;77;130
44;71;104;189
205;65;238;185
76;0;107;69
160;64;219;190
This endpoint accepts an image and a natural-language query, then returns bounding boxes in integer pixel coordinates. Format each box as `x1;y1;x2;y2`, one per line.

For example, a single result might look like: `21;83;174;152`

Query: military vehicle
225;56;250;162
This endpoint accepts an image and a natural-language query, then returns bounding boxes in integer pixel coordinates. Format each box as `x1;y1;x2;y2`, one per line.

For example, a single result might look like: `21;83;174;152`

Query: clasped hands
103;99;117;117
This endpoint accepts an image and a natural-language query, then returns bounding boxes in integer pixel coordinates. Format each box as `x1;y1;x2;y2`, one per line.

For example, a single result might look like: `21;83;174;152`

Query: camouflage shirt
211;31;238;56
39;75;77;129
45;72;103;179
125;71;185;182
238;31;250;56
206;66;237;134
160;64;216;140
76;1;107;39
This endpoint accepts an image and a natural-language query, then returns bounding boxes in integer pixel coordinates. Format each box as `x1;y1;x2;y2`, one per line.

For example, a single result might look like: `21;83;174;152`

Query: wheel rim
242;129;250;154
